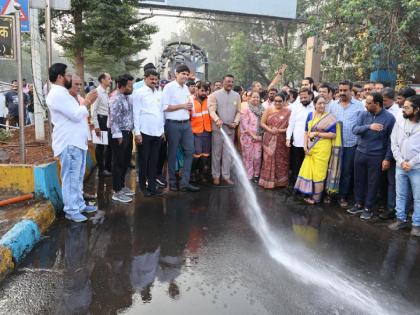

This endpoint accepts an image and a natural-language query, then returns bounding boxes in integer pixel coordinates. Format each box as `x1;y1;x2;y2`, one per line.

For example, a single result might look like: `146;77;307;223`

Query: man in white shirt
379;87;402;220
91;73;113;177
161;64;200;192
383;87;402;119
46;63;98;223
262;88;278;109
286;88;314;185
318;83;334;113
133;69;165;197
133;63;156;91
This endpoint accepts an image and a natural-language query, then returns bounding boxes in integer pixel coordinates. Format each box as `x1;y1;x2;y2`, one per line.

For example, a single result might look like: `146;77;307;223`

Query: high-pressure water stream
220;128;399;315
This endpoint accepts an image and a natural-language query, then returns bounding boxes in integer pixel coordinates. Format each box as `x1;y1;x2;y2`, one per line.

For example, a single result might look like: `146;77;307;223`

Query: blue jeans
395;167;420;226
338;146;356;200
59;145;87;215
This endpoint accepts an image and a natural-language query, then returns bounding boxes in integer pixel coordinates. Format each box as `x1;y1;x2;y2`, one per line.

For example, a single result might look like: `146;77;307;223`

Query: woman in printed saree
240;92;264;181
294;95;338;204
259;93;291;188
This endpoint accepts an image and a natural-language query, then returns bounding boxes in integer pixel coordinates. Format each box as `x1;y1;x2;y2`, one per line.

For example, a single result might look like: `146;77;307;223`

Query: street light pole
14;3;26;163
45;0;52;68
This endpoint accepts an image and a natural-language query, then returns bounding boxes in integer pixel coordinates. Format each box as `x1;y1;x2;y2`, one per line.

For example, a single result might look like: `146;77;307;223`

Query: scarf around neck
248;103;265;136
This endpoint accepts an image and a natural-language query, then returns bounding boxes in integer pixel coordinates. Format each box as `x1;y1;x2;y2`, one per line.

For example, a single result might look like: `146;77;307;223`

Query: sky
139;16;182;66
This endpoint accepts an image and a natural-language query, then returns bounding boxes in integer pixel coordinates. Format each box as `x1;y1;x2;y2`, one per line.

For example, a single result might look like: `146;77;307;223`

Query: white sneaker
121;187;135;196
65;212;88;223
112;191;133;203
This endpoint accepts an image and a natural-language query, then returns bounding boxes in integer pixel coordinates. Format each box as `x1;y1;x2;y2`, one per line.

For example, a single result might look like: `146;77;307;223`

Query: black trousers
157;139;167;176
354;151;383;209
111;131;133;192
291;146;305;186
95;115;112;172
138;133;162;192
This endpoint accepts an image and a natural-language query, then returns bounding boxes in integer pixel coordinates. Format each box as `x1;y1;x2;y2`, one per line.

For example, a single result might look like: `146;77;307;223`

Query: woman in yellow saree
294;96;339;204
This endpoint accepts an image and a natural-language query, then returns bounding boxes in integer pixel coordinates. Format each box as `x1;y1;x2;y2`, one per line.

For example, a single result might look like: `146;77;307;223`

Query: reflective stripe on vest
191;99;212;133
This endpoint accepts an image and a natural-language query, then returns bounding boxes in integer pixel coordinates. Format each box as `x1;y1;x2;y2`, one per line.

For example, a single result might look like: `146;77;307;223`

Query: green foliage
304;0;420;82
54;0;158;78
178;15;305;88
0;129;11;141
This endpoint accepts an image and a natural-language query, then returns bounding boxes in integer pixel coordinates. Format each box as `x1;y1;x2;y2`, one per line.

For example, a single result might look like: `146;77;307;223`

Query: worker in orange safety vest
190;81;212;183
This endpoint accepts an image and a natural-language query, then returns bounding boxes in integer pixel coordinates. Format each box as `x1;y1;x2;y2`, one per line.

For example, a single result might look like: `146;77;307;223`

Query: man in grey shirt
389;95;420;236
208;74;241;185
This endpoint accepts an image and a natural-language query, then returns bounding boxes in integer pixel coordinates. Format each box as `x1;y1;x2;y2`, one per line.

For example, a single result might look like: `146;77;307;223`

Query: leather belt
166;119;190;123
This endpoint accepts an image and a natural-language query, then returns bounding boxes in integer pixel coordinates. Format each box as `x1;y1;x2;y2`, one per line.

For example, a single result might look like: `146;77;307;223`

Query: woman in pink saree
259;93;291;188
240;92;264;181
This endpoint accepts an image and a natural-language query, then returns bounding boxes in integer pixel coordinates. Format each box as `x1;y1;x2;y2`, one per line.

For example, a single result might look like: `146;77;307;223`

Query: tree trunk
73;8;84;86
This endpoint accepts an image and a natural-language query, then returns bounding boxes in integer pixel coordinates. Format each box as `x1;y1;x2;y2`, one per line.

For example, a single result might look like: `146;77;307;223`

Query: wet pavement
0;170;420;315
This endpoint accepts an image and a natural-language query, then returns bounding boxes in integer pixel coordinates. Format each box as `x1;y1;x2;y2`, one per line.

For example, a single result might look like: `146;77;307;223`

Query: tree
178;14;306;88
53;0;158;80
305;0;420;83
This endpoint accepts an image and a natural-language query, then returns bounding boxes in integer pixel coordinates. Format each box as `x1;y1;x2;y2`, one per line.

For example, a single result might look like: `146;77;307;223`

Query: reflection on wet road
0;172;419;314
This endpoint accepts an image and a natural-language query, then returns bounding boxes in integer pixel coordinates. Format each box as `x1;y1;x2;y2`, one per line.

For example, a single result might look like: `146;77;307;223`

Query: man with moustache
110;74;136;203
389;95;420;236
208;74;241;186
92;72;113;177
318;83;333;112
190;81;212;182
286;88;314;186
396;87;416;108
379;87;402;220
133;69;165;197
262;88;278;109
329;80;365;208
46;63;98;222
348;92;395;220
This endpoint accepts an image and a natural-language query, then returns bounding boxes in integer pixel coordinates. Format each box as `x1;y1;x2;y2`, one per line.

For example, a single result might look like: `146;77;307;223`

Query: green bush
0;129;11;141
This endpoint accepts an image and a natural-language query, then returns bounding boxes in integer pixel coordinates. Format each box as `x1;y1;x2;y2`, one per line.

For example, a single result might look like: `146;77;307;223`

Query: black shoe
388;219;410;231
98;170;112;177
347;204;363;215
379;209;396;220
180;184;200;192
156;176;167;187
144;189;165;197
102;170;112;177
360;209;373;220
169;185;179;192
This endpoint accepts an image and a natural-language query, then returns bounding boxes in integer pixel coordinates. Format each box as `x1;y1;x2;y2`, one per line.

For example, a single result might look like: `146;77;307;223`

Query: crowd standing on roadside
42;62;419;238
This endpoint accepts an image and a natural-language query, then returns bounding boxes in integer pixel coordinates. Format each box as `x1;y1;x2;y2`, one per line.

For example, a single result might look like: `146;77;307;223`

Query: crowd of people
44;61;419;238
0;79;35;128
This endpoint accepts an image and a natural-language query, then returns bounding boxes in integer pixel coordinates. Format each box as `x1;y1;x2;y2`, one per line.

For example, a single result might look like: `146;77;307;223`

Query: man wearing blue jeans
46;63;98;222
389;95;420;236
329;80;364;207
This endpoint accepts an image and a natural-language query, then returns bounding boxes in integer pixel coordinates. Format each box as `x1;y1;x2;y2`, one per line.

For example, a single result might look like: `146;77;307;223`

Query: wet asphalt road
1;171;420;315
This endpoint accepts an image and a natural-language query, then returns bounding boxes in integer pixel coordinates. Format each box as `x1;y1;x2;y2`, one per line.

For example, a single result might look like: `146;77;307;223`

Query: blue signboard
0;0;30;33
